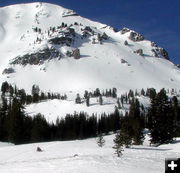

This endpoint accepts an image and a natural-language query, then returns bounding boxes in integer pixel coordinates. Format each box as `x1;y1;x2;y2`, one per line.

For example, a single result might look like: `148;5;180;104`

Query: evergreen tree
128;90;134;98
84;90;89;99
172;96;180;137
31;85;40;103
97;132;105;147
141;88;145;96
99;95;103;105
120;115;133;148
148;89;174;144
129;98;144;145
117;98;121;109
8;98;25;144
1;81;9;95
31;113;49;142
9;85;14;97
75;94;81;104
86;95;90;107
146;88;156;99
112;88;117;98
113;131;124;157
94;88;101;97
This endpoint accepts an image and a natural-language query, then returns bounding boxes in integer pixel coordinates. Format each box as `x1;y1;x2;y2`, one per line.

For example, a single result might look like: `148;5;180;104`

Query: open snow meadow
0;135;180;173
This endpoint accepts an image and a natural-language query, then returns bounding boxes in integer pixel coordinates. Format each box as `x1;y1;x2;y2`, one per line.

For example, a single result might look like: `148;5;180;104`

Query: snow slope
25;96;150;123
25;97;118;123
0;135;179;173
0;2;179;94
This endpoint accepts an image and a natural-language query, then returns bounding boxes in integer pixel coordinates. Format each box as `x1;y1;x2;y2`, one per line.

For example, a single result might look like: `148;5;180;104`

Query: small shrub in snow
124;40;128;46
73;48;80;59
97;133;105;147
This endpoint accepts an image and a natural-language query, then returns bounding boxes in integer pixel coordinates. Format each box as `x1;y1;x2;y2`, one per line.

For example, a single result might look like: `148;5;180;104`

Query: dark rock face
151;49;158;57
82;26;95;37
84;26;93;33
151;42;157;47
82;26;109;42
151;46;169;60
48;27;75;46
62;10;79;17
151;41;169;60
2;68;15;74
159;48;169;60
129;31;144;42
49;37;73;46
101;32;108;40
10;48;61;66
134;49;143;56
121;28;130;34
177;64;180;68
121;59;128;64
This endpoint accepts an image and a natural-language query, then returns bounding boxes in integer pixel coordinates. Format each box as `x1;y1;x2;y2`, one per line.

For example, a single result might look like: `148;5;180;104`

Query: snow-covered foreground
0;135;179;173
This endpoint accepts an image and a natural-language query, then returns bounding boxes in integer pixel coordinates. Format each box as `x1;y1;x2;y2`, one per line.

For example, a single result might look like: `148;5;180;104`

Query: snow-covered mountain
0;2;180;94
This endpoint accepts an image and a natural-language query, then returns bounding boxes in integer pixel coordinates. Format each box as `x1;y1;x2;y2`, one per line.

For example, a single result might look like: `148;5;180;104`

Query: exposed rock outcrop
151;42;169;60
10;48;61;66
129;31;144;42
2;68;15;74
134;49;143;56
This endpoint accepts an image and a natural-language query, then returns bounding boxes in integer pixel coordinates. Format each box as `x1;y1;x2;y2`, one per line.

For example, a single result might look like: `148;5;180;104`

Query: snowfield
25;97;118;123
25;96;151;123
0;135;179;173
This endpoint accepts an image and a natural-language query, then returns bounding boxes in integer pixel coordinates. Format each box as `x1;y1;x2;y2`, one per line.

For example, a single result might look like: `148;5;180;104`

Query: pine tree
112;88;117;98
1;81;9;95
113;131;124;157
148;89;174;144
99;95;103;105
172;96;180;137
120;115;133;148
8;98;25;144
75;94;81;104
32;85;40;103
86;95;90;107
117;98;121;109
97;132;105;147
84;90;89;99
31;113;49;142
129;98;144;145
141;88;145;96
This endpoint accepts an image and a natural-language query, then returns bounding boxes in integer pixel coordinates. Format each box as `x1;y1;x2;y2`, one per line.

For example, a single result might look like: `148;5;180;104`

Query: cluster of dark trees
114;88;180;157
0;96;121;144
147;88;180;144
1;82;67;105
0;81;180;147
86;88;117;98
113;98;145;157
113;88;180;157
75;88;117;106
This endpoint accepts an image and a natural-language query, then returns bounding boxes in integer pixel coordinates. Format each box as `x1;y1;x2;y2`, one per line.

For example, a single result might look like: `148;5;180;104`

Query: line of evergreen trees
0;96;122;144
0;82;180;147
1;82;67;105
147;88;180;144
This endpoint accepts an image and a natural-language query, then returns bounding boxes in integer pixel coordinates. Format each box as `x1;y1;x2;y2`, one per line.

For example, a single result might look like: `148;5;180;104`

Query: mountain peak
0;2;179;93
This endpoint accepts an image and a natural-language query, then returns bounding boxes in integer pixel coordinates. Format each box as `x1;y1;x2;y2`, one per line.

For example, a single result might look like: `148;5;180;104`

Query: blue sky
1;0;180;64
